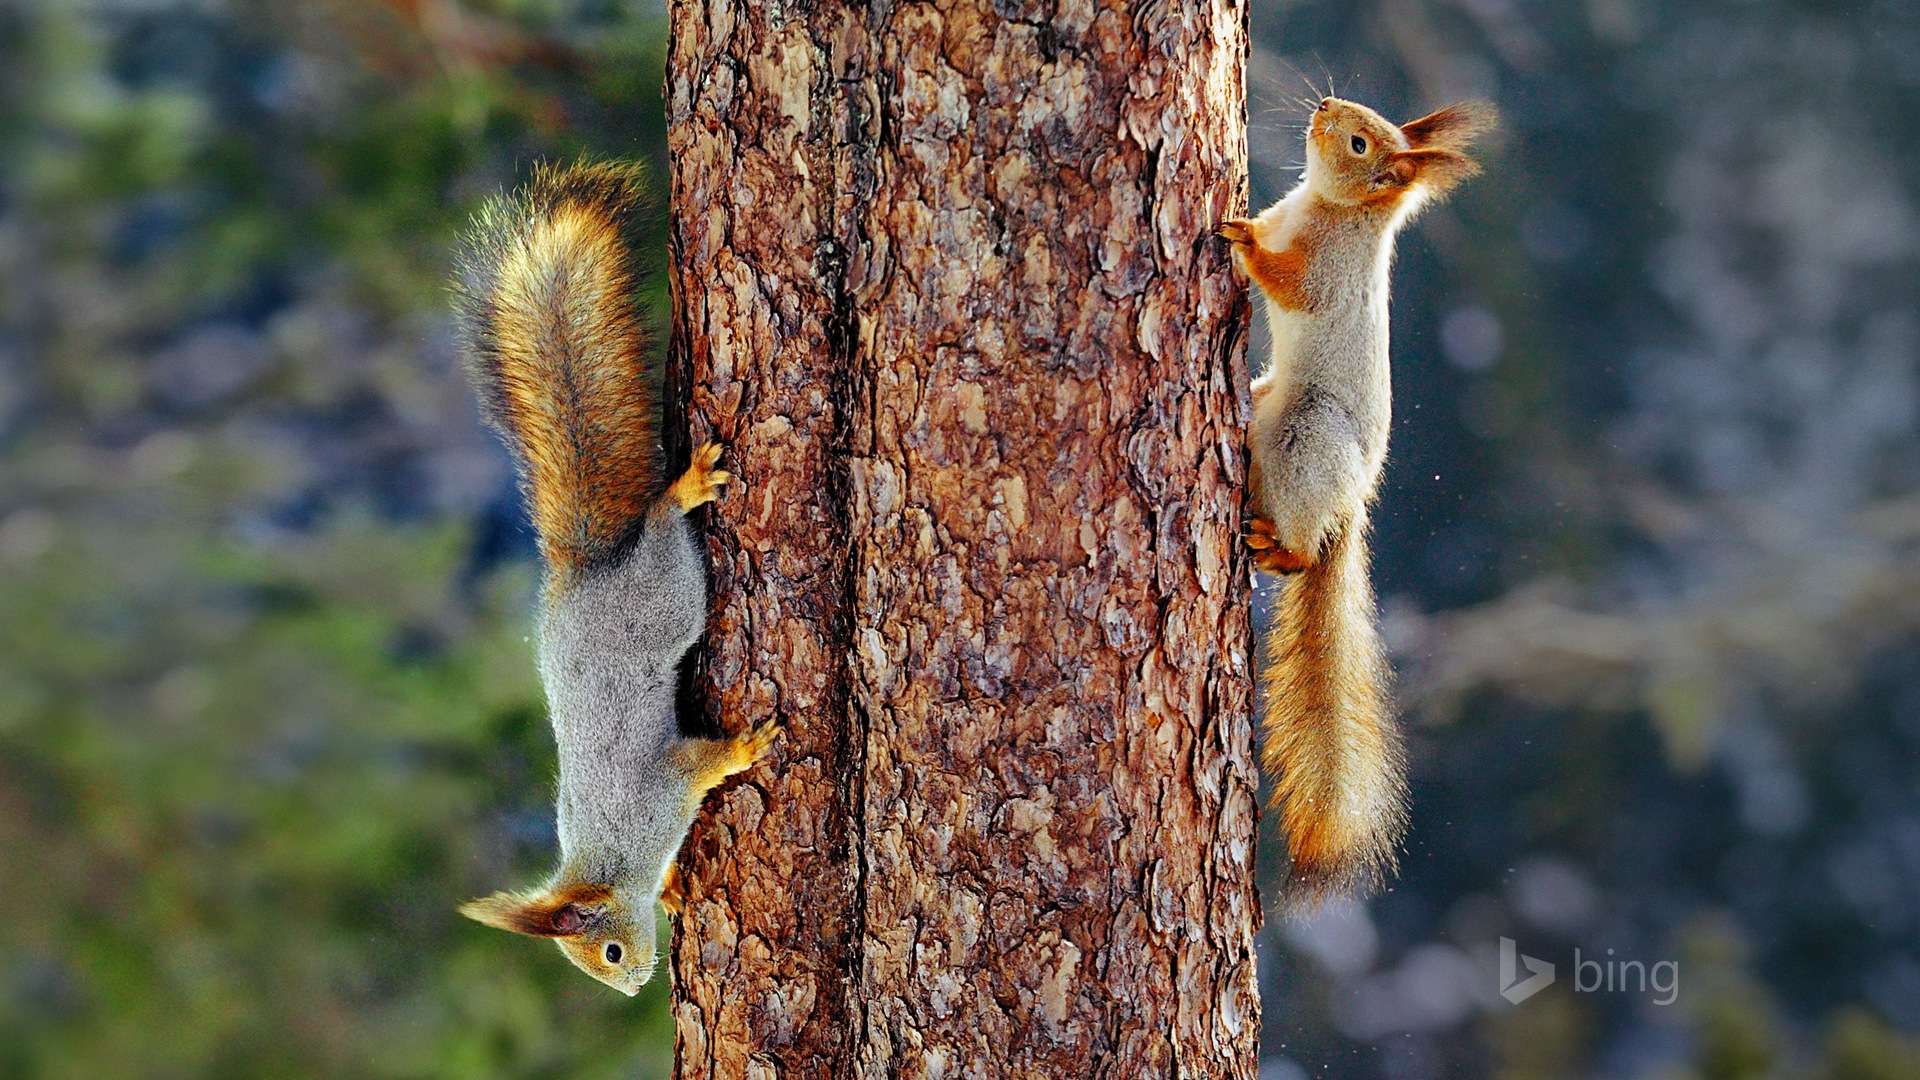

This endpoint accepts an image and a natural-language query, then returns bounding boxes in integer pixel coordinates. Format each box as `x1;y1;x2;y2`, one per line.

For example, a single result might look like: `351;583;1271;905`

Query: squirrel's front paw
1246;516;1311;575
668;442;731;512
1215;218;1255;247
737;719;779;765
674;719;780;798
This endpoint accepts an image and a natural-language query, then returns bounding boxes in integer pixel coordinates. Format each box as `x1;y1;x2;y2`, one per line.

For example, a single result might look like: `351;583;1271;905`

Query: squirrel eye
1351;134;1369;155
604;942;623;964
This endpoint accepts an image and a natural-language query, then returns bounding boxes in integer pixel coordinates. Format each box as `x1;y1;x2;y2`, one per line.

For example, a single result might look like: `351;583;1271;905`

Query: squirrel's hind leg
610;443;731;655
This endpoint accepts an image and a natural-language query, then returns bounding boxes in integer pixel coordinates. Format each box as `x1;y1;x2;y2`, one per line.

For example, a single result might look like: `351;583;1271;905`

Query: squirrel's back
454;162;661;587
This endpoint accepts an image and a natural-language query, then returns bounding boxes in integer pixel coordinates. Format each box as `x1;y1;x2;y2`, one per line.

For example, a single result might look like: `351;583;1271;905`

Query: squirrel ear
1399;100;1499;151
458;883;613;938
1381;148;1481;194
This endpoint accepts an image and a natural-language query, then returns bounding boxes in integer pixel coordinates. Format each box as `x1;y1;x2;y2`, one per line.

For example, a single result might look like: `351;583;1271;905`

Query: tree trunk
665;1;1257;1076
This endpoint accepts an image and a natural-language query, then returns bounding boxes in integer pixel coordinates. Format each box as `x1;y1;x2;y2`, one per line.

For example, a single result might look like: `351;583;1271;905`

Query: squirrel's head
1305;97;1498;207
459;879;660;995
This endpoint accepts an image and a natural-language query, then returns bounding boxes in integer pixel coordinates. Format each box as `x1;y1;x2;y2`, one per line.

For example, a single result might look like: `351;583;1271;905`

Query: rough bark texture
666;1;1256;1076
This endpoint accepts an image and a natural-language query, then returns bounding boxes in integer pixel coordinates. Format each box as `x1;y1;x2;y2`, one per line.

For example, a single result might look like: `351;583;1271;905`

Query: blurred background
0;1;1915;1078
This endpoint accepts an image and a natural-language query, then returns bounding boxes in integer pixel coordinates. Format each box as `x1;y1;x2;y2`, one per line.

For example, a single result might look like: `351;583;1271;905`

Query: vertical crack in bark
822;133;877;1080
665;1;877;1075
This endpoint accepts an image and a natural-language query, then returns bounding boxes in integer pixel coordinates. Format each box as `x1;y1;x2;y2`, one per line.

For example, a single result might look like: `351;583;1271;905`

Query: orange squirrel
1218;97;1496;900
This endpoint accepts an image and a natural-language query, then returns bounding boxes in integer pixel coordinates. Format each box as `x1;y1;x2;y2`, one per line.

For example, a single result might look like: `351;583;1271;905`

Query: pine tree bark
665;2;1257;1076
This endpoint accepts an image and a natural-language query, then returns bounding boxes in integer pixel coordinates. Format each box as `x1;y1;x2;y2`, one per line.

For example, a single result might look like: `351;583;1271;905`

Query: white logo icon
1500;937;1555;1004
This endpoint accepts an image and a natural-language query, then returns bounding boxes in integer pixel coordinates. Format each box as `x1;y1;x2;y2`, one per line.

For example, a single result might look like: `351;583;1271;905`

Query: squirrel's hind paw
1247;516;1311;575
668;442;730;512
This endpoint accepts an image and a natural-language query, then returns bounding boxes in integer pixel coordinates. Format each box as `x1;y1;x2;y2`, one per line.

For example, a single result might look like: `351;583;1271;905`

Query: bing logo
1500;937;1555;1004
1499;937;1680;1006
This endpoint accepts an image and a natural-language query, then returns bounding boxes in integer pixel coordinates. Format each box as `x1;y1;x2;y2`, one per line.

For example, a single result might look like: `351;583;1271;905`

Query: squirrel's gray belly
541;525;707;673
542;654;680;754
551;727;686;882
545;650;686;875
1283;305;1392;466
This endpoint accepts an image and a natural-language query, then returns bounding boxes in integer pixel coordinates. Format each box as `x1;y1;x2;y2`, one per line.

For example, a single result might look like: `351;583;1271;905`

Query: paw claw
1215;218;1254;246
1245;515;1278;549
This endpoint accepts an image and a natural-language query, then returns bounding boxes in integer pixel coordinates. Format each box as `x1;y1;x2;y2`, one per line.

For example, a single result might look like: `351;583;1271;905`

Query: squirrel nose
1317;98;1331;112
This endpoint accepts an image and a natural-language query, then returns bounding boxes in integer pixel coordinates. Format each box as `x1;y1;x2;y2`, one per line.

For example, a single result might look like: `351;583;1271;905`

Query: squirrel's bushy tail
1262;514;1408;901
454;161;659;587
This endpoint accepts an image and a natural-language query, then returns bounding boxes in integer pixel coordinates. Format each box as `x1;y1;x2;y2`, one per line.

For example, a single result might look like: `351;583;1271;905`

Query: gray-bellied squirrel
1217;96;1496;900
451;161;774;994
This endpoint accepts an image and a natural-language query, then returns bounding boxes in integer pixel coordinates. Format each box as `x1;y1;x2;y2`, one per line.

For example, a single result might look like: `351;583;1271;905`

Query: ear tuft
458;882;613;938
1399;100;1499;151
459;890;563;937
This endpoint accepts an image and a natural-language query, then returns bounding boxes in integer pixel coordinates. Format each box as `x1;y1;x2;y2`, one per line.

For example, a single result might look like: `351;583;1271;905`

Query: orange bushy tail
1261;513;1408;901
453;161;660;589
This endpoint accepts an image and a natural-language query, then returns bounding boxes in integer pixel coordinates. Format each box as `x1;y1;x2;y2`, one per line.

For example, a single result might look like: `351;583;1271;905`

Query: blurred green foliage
0;515;678;1077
